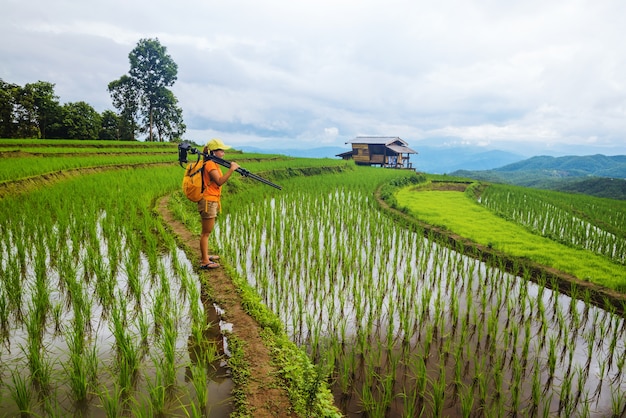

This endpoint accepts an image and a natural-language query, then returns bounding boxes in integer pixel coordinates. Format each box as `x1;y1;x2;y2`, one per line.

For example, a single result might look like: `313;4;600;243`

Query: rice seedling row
0;166;231;417
478;183;626;264
215;175;626;417
395;185;626;291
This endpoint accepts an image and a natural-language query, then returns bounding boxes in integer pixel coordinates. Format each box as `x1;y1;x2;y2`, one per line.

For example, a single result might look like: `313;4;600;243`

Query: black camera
178;141;198;167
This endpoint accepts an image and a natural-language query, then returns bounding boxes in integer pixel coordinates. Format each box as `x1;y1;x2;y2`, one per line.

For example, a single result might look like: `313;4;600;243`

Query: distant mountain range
451;154;626;199
452;154;626;181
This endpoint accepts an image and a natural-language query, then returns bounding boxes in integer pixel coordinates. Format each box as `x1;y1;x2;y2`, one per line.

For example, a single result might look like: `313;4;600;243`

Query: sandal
209;255;220;261
199;261;220;270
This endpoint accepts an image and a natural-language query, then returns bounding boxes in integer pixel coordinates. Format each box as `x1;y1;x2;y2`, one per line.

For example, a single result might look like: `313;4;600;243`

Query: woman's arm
208;162;240;186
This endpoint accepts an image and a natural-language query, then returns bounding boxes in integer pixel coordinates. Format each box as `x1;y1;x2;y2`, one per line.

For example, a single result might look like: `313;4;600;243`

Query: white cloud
1;0;626;155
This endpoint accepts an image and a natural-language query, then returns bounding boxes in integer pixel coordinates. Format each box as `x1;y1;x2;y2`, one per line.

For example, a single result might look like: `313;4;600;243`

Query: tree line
0;38;185;142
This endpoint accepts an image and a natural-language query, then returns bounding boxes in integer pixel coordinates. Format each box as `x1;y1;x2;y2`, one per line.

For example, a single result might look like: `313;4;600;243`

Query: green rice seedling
473;369;487;411
51;301;63;336
577;391;592;418
98;383;125;418
412;355;428;406
337;350;354;397
65;338;90;406
0;290;9;340
583;330;595;375
110;301;141;395
138;310;150;349
399;384;422;418
530;359;541;415
5;258;24;321
558;366;574;416
422;321;436;366
125;253;142;306
116;344;140;398
572;365;585;411
160;313;179;390
146;366;168;417
40;391;65;418
545;336;557;392
85;341;100;393
9;367;33;418
358;375;376;415
24;304;47;391
510;355;522;415
190;361;208;413
594;359;608;399
152;289;165;338
378;371;395;415
521;320;531;374
491;351;503;403
611;384;626;418
607;316;621;372
611;347;626;385
485;305;499;359
458;383;474;418
541;393;554;418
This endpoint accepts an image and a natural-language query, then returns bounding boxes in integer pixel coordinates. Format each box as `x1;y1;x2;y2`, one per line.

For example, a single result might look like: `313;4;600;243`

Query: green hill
452;154;626;199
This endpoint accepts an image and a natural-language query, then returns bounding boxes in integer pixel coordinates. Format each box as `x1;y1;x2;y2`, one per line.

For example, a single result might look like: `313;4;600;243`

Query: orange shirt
202;160;223;201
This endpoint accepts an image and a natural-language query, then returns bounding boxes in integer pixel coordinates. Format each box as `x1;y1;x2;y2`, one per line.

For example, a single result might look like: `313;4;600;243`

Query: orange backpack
182;158;205;202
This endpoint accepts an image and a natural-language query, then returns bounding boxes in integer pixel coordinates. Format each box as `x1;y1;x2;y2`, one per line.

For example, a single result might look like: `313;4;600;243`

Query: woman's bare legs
200;217;215;266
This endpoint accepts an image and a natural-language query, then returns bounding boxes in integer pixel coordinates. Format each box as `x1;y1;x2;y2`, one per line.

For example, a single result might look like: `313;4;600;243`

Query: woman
198;138;240;269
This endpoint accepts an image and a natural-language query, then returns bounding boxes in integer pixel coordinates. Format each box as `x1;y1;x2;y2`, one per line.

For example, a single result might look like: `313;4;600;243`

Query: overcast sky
2;0;625;156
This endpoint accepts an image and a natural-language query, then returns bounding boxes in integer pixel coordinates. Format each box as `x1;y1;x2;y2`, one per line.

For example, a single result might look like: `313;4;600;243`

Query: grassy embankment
394;180;626;292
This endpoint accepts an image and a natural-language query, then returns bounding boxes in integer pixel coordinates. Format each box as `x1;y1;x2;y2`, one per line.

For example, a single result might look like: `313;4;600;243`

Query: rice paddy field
1;139;626;417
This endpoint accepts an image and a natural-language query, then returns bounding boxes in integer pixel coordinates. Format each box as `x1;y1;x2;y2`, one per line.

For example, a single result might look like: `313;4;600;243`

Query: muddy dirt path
156;195;297;417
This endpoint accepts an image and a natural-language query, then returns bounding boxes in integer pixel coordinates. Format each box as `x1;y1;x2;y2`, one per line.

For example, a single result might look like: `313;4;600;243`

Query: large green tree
61;101;102;139
108;75;140;140
1;78;122;140
152;87;186;142
0;80;61;138
99;110;122;140
22;81;61;139
109;38;185;142
0;79;19;137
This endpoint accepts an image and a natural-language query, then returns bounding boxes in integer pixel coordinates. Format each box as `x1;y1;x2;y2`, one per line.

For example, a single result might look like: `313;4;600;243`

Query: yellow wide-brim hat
206;138;232;151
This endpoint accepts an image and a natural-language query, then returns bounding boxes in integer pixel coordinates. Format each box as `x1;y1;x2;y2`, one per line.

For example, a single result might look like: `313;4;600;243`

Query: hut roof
388;144;418;154
347;136;417;154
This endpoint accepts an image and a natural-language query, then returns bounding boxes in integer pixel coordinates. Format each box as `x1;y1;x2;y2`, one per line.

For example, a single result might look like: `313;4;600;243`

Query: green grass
0;138;349;184
395;187;626;290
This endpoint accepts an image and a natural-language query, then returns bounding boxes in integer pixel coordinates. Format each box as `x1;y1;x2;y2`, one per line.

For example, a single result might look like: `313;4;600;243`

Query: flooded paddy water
217;189;626;417
0;211;233;417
